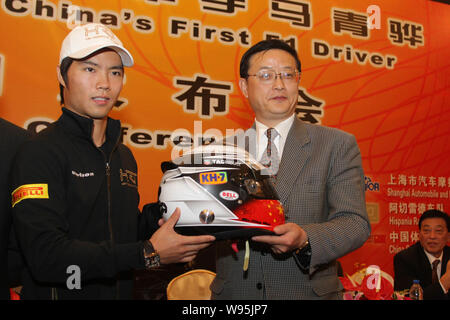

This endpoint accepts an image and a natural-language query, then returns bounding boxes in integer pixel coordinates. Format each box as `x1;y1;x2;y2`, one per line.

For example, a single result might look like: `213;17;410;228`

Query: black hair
239;39;301;78
418;209;450;230
59;57;74;106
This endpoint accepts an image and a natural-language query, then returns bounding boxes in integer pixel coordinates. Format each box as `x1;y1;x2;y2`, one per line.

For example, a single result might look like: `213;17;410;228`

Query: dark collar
58;107;122;153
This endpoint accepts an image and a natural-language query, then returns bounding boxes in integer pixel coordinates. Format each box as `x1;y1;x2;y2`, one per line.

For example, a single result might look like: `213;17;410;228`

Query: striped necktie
260;128;280;176
431;259;440;284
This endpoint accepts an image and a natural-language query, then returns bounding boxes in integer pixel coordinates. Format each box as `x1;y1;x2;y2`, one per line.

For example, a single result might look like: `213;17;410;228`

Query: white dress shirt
255;115;295;162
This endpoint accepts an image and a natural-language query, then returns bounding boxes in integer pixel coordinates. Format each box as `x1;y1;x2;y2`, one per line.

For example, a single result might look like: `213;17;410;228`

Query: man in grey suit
210;39;371;299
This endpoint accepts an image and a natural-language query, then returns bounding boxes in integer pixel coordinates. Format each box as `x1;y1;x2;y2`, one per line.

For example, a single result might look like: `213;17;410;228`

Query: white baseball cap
59;23;134;67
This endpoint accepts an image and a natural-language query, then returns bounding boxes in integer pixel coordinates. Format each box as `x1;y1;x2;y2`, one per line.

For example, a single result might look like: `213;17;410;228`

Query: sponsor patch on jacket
199;172;227;185
72;170;94;178
11;184;49;207
120;169;137;188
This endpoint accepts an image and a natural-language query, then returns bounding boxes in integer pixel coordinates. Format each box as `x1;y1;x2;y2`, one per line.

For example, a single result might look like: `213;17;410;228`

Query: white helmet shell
159;144;285;240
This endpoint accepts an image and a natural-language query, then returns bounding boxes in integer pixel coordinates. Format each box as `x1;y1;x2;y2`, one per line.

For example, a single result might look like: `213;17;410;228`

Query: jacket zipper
104;157;120;299
105;161;113;245
98;148;117;299
99;128;121;299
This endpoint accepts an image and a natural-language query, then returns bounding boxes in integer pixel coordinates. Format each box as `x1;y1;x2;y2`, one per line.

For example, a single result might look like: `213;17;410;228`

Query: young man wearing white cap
10;23;214;299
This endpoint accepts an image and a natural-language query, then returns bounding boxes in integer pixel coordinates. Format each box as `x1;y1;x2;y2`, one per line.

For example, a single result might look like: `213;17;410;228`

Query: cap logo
83;24;119;44
60;23;133;67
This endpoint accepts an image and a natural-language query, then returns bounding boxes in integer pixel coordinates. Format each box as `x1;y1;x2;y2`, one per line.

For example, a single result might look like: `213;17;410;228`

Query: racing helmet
158;144;285;240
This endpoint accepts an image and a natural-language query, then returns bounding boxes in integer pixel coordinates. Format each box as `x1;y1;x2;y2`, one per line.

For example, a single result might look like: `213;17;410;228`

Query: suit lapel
418;244;450;279
441;246;449;277
274;119;310;205
241;120;310;204
416;243;433;284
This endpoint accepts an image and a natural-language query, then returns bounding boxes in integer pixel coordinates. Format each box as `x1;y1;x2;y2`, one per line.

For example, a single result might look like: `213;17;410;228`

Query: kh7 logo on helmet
11;184;49;207
199;172;227;185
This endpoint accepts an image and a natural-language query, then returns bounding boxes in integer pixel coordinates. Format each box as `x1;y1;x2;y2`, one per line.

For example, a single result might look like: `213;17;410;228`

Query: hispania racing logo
11;184;49;207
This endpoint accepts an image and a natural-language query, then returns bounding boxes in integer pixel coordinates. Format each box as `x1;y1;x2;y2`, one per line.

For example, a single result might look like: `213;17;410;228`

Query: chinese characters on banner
386;174;448;253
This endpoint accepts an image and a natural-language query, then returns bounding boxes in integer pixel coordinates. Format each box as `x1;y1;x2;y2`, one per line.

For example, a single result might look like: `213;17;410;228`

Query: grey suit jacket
211;118;371;299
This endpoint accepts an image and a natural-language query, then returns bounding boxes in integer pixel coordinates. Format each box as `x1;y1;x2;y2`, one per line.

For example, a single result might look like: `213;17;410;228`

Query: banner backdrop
1;0;449;280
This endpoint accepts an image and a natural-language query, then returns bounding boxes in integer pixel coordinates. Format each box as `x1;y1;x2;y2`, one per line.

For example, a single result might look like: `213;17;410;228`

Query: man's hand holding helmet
252;223;308;255
148;208;215;264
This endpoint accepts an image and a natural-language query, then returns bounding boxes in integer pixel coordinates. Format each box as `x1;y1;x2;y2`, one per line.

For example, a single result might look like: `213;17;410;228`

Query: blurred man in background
394;209;449;299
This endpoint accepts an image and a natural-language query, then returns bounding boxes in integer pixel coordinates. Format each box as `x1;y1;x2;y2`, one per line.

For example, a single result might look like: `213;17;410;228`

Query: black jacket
0;118;30;299
11;108;157;299
394;242;449;300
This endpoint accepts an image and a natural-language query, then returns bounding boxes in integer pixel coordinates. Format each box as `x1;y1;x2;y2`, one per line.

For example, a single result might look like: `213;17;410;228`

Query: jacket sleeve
11;140;143;284
393;250;415;291
301;133;371;274
7;227;24;287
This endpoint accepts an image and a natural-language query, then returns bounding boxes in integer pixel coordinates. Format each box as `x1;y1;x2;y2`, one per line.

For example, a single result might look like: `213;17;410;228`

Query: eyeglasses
247;70;300;83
